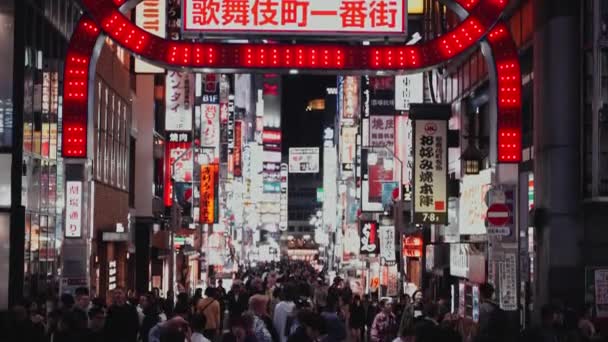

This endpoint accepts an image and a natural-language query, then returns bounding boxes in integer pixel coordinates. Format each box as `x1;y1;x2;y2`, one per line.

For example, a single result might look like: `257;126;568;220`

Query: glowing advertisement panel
183;0;407;36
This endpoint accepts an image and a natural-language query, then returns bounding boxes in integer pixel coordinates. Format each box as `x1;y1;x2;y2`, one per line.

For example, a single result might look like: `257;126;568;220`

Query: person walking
273;284;297;342
249;294;279;342
191;314;212;342
474;283;508;342
197;287;221;340
105;287;140;342
370;299;398;342
228;281;250;327
320;298;347;341
349;295;366;342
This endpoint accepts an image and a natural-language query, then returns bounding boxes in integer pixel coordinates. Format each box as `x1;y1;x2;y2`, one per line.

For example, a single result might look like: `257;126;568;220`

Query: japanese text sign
369;115;394;148
200;164;219;224
341;76;360;124
234;121;243;177
411;104;449;225
183;0;407;36
379;225;396;262
289;147;320;173
65;181;83;238
135;0;166;73
402;235;423;257
395;73;423;111
166;71;193;132
360;220;379;254
163;142;192;206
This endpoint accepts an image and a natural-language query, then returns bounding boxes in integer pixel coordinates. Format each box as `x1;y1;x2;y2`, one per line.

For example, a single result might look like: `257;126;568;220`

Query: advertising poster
387;265;399;297
395;115;412;200
360;220;379;254
234;121;243;177
450;243;469;278
342;224;360;260
164;141;192;206
379;225;396;262
591;269;608;318
165;71;193;132
183;0;407;36
459;170;493;235
289;147;320;173
369;261;381;292
411;113;448;224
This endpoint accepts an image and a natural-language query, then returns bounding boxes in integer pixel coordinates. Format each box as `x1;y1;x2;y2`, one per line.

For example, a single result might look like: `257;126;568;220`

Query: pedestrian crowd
1;260;606;342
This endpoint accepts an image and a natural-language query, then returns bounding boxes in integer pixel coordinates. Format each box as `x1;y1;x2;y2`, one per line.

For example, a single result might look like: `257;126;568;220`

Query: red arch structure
63;0;521;164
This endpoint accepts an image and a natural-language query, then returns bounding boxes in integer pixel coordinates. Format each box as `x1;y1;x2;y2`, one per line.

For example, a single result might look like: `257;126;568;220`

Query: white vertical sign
395;74;424;111
165;72;193;131
135;0;166;73
280;163;288;231
499;253;518;311
65;181;83;238
379;225;396;262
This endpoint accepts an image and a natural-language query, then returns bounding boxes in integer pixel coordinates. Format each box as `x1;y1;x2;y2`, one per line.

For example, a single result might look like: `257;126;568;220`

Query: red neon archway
63;0;521;163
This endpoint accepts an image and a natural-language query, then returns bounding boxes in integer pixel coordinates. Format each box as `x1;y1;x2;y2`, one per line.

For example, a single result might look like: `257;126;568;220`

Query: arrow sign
487;203;511;226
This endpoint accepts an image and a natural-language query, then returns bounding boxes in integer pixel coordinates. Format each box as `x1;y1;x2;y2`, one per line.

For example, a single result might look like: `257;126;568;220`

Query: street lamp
461;143;483;175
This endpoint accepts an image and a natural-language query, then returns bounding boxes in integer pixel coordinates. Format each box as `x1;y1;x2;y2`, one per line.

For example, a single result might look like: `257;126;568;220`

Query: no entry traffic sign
487;203;511;226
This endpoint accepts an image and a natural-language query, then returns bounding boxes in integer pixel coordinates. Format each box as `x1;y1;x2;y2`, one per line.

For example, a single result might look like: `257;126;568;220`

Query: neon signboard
183;0;407;35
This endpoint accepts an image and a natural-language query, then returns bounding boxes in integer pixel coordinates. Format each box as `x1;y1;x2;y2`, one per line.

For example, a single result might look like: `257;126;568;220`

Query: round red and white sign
487;203;510;226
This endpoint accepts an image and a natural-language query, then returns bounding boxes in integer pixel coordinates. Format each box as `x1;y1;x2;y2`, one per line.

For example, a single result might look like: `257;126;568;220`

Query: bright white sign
135;0;166;73
65;181;83;238
459;170;493;235
395;73;423;111
165;72;193;132
379;225;396;262
289;147;320;173
183;0;407;35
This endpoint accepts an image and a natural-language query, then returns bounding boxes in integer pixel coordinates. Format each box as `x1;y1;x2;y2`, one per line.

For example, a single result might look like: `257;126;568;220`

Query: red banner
164;141;192;207
200;164;219;224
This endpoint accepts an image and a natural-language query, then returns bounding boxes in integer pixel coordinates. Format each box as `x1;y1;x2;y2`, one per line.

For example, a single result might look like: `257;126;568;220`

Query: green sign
317;188;324;203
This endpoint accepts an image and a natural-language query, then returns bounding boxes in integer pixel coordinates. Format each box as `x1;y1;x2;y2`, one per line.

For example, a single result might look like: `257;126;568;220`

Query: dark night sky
281;75;337;155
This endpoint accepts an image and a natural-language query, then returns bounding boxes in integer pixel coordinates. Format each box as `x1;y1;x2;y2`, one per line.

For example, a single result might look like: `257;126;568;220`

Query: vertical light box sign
135;0;166;73
65;181;83;238
410;104;450;225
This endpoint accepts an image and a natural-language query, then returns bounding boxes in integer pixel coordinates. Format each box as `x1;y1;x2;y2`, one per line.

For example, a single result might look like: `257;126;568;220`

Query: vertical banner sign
340;126;357;172
234;121;243;177
135;0;166;73
410;104;449;225
166;0;181;39
379;225;396;262
280;163;288;231
341;76;360;125
201;74;220;164
359;220;379;254
200;164;218;224
166;71;193;132
227;94;236;176
370;116;395;148
65;181;82;238
387;265;399;297
395;74;424;111
499;253;518;311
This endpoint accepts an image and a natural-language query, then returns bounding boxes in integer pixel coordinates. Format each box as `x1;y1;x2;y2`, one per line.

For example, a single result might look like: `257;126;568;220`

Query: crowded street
0;0;607;341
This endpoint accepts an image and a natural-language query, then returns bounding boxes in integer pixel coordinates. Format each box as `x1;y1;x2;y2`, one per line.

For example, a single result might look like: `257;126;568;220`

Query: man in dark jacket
227;281;249;325
105;287;140;342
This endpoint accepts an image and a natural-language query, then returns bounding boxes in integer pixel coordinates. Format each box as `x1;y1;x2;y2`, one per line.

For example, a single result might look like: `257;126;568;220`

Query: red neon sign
65;0;521;167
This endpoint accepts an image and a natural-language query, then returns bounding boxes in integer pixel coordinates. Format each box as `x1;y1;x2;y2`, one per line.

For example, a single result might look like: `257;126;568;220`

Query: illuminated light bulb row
497;61;521;109
240;45;345;68
81;20;99;35
168;44;219;66
488;26;507;42
437;18;485;58
498;129;521;162
370;47;420;68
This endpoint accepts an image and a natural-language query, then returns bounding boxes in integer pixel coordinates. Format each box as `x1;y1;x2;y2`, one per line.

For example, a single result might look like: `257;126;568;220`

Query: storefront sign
183;0;407;36
369;116;395;148
395;115;412;200
135;0;166;73
108;260;117;290
379;225;396;262
387;264;399;297
450;243;469;278
289;147;320;173
200;164;219;224
411;112;448;224
65;181;83;238
594;269;608;318
402;235;422;257
165;71;193;132
360;220;379;254
395;73;423;111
